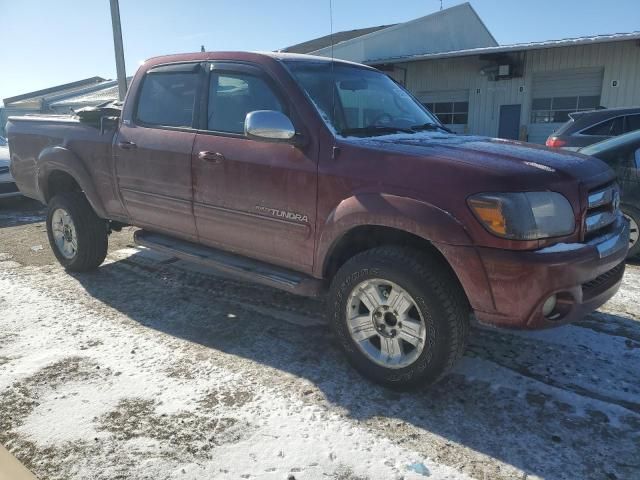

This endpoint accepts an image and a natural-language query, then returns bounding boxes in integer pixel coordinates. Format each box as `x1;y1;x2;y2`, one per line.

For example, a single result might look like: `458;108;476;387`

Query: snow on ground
0;227;639;479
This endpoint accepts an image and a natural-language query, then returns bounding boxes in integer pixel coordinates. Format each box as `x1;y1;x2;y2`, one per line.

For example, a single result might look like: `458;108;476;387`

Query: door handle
198;151;225;164
118;141;137;150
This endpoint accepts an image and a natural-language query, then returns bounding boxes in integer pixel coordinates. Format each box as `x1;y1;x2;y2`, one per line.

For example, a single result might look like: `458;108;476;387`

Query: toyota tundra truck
6;52;630;389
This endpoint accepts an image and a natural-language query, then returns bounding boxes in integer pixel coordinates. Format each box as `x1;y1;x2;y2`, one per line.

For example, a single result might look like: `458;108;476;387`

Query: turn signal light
546;137;566;148
467;197;507;235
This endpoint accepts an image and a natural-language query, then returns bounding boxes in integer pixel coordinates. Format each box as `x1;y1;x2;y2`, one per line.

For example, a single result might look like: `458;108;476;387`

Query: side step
133;230;326;297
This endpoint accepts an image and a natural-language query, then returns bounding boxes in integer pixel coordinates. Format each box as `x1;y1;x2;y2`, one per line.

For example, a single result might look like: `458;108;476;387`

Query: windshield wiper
410;123;453;133
340;125;416;137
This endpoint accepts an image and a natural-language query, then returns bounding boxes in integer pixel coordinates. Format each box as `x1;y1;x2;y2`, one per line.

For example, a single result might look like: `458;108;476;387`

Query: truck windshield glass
284;61;440;137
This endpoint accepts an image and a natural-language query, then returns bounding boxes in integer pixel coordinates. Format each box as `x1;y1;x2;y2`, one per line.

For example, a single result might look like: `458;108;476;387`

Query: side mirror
635;148;640;170
245;110;296;142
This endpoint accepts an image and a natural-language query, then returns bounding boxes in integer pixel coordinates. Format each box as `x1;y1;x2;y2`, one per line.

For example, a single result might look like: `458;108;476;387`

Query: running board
133;230;325;297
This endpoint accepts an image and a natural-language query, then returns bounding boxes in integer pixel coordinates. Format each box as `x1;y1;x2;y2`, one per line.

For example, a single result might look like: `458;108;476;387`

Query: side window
582;117;624;136
625;114;640;133
136;71;199;127
207;72;283;134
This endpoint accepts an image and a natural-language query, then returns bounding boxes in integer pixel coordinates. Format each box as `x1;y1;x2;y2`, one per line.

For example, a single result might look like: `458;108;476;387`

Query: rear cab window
136;66;200;128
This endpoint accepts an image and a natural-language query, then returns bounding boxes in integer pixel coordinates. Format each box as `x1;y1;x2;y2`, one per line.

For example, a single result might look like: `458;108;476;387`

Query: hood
0;146;9;168
344;132;611;181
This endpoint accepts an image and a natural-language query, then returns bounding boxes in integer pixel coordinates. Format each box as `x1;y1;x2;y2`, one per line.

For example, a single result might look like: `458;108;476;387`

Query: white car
0;145;21;199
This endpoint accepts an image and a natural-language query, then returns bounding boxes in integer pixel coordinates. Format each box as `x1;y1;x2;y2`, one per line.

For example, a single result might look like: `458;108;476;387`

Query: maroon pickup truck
7;52;630;388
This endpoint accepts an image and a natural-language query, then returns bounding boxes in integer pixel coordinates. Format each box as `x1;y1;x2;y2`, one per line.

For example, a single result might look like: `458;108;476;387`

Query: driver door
191;63;318;272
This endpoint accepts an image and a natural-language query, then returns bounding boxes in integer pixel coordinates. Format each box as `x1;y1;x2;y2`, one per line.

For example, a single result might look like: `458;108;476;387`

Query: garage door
419;89;469;134
528;68;603;143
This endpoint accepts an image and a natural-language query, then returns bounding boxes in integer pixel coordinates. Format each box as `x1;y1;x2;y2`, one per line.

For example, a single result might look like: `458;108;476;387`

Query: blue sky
1;0;639;102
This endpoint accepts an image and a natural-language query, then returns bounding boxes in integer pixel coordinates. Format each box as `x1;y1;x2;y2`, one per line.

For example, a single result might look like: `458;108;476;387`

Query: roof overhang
366;31;640;65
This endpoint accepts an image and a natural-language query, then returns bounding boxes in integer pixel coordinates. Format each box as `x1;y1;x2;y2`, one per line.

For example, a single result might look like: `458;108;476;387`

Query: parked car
580;129;640;258
6;52;630;389
0;144;21;200
0;136;7;146
546;107;640;150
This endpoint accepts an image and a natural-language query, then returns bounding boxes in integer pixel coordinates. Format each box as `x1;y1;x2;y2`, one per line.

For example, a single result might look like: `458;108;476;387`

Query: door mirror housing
634;148;640;170
245;110;296;142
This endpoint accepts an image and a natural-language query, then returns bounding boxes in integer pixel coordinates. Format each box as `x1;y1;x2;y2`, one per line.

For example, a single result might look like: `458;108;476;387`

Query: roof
281;24;395;54
3;77;106;105
144;51;371;69
366;31;640;64
308;3;498;64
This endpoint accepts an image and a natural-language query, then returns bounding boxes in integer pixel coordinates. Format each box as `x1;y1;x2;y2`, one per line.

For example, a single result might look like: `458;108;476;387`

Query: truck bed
6;115;118;208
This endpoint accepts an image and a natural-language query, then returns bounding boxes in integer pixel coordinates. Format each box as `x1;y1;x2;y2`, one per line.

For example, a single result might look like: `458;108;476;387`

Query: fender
316;193;473;269
37;146;108;219
315;193;496;312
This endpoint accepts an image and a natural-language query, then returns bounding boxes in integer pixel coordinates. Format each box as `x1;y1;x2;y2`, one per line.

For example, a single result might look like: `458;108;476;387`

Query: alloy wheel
345;279;427;369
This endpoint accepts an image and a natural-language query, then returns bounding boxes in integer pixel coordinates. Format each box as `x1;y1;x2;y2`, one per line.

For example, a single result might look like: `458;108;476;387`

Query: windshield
284;61;442;137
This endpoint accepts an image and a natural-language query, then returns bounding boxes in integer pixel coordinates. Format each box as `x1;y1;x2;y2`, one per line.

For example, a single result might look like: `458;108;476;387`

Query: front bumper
446;217;629;329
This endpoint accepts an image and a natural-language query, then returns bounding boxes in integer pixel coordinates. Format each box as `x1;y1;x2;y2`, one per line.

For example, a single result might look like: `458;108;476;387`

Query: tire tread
46;192;108;272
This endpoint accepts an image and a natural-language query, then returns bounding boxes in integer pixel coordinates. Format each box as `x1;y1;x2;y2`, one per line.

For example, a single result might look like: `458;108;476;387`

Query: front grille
584;183;620;240
0;182;18;195
582;262;625;300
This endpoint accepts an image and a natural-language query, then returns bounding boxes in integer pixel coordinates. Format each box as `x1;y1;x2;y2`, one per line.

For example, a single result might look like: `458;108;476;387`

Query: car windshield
284;60;441;137
580;129;640;157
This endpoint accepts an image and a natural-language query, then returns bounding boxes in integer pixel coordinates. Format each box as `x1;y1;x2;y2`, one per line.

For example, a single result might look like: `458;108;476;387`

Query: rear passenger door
191;63;318;272
115;63;204;241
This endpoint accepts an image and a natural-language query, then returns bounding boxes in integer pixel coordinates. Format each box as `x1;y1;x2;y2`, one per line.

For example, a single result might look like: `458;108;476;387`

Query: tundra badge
255;205;309;223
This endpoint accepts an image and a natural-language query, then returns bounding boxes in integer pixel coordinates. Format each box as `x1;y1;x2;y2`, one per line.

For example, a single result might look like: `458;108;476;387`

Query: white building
284;2;640;143
1;78;122;137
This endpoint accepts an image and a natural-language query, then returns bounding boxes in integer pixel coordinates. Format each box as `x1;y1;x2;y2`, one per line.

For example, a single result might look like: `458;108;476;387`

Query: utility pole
109;0;127;101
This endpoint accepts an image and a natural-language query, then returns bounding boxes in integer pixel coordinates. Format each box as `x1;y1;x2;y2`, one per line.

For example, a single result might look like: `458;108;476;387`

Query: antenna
439;0;443;10
329;0;335;60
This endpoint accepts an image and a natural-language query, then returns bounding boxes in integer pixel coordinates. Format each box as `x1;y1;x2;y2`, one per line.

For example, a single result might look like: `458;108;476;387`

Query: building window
424;101;468;125
530;95;600;124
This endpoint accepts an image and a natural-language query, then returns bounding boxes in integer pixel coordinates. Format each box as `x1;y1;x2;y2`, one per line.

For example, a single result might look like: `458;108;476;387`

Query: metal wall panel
531;68;603;97
400;40;640;143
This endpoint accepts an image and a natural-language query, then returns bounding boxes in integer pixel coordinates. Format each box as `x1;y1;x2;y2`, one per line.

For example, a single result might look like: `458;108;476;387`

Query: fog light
542;295;557;317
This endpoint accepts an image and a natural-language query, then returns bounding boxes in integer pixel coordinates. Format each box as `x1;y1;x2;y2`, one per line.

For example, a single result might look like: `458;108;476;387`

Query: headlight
468;192;575;240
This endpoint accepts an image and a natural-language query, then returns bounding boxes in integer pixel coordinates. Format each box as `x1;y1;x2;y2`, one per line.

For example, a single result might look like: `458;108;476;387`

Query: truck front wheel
46;192;108;271
328;246;469;389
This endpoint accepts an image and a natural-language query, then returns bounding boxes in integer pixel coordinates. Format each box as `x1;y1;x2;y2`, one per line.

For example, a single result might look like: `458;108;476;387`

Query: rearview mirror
339;79;368;91
245;110;296;142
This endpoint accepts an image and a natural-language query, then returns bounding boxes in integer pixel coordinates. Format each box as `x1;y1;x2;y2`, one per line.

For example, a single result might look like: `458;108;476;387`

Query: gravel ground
0;197;639;480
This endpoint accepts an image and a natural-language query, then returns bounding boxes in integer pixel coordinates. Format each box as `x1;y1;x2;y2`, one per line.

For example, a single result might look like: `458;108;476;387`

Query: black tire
46;192;108;272
328;246;469;390
623;205;640;259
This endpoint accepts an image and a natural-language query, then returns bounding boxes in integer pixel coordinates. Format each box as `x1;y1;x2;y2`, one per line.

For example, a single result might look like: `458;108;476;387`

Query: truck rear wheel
328;246;469;390
46;192;108;271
